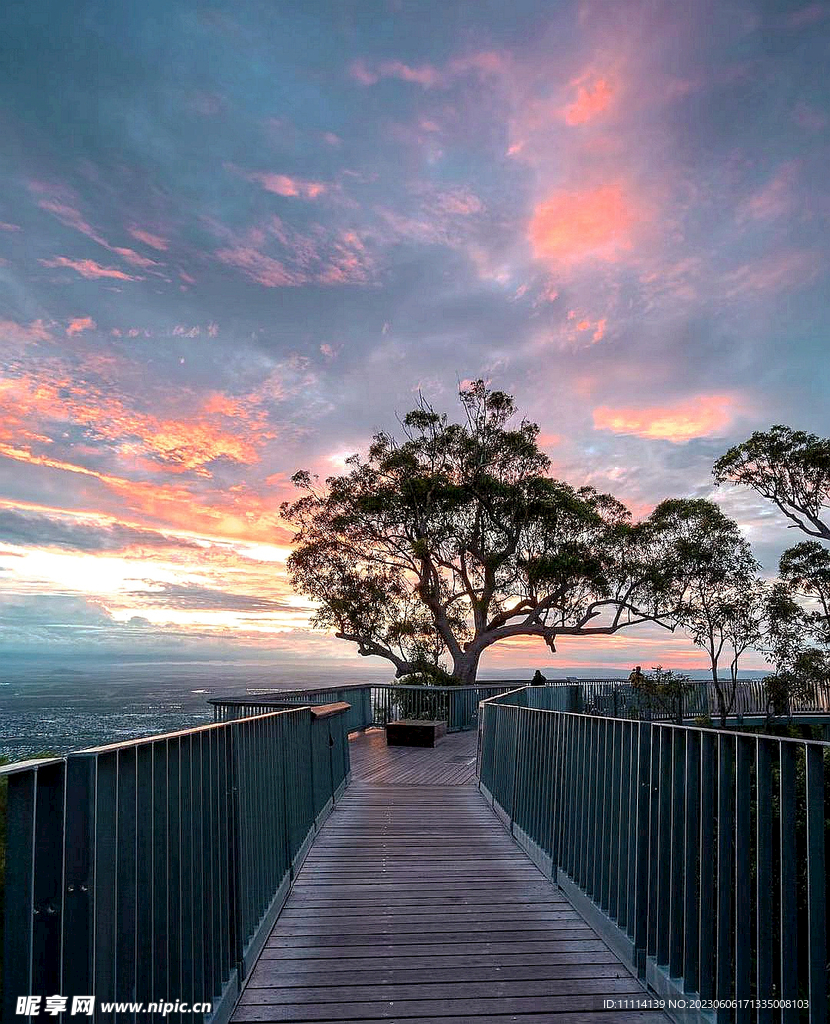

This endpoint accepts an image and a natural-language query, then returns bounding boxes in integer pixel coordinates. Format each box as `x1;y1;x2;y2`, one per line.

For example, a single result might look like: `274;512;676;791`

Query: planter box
386;719;448;747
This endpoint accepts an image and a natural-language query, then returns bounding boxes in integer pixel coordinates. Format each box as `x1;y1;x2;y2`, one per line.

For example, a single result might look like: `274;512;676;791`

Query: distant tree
778;541;830;645
715;426;830;718
713;425;830;540
282;382;736;684
762;583;829;722
671;502;764;725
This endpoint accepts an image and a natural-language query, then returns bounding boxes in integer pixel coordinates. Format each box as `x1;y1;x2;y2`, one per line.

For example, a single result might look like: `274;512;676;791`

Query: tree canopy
715;424;830;714
282;381;750;683
674;504;764;723
713;424;830;539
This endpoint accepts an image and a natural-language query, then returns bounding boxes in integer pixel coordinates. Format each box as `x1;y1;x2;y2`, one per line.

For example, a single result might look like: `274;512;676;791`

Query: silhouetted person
628;665;645;688
531;669;547;686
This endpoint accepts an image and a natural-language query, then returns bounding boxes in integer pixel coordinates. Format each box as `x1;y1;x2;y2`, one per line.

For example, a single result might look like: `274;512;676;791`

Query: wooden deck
348;727;479;785
232;730;669;1023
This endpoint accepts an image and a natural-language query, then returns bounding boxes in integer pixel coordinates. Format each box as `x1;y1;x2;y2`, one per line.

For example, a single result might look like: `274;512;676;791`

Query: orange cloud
66;316;96;336
0;372;274;475
39;256;139;281
127;226;169;250
0;442;288;543
529;184;635;265
593;394;737;442
563;77;614;125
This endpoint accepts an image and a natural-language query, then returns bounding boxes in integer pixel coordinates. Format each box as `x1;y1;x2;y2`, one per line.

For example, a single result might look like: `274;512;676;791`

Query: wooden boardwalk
232;730;669;1023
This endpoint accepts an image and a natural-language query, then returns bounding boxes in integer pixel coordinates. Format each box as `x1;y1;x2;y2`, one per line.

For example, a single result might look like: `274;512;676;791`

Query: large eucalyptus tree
282;381;743;683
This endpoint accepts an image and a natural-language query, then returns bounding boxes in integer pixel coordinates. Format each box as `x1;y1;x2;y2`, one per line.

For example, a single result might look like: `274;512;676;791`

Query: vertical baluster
633;722;651;977
755;739;773;1020
152;741;169;1020
135;745;153;1009
669;730;685;980
779;741;798;1021
734;736;752;1022
716;734;735;1006
804;745;827;1023
684;730;700;995
2;767;36;1022
62;755;96;1010
699;732;716;1001
656;729;672;968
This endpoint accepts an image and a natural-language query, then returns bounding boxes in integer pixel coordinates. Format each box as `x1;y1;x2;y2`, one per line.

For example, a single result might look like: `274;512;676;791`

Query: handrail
478;686;829;1023
2;702;352;1024
210;681;521;733
532;677;830;721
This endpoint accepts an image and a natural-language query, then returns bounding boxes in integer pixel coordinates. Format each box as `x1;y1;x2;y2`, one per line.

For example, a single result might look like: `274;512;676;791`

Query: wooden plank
231;754;670;1024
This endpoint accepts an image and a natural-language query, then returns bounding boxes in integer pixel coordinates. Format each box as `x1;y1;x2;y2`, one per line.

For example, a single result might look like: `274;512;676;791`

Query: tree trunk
711;661;727;728
451;650;481;685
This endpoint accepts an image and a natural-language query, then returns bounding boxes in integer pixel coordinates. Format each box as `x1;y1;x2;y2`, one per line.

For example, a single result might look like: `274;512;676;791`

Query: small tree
631;665;695;725
763;583;829;722
676;502;765;725
282;382;735;683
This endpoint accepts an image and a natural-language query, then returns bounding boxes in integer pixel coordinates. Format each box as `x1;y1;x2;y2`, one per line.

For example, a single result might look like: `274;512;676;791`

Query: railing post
2;768;36;1022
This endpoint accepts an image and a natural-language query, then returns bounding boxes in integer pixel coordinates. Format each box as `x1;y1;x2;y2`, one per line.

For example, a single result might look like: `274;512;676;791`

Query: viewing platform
233;728;667;1023
2;680;828;1023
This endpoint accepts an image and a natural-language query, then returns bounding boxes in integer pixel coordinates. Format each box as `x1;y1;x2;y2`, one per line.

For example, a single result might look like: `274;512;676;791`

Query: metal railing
478;687;829;1023
548;678;830;722
210;681;523;732
1;702;351;1024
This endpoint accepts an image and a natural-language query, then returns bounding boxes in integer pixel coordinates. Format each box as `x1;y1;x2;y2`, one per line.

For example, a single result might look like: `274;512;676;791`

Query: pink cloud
39;256;140;281
562;76;614;125
127;226;170;251
66;317;96;336
247;171;326;199
0;221;20;232
723;249;818;297
529;184;636;265
741;163;798;221
593;394;738;442
30;183;163;272
351;50;504;90
214;246;301;287
0;319;52;343
214;217;374;288
792;101;827;131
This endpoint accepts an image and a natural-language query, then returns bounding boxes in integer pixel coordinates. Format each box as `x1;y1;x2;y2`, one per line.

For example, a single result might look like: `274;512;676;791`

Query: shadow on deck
232;729;669;1024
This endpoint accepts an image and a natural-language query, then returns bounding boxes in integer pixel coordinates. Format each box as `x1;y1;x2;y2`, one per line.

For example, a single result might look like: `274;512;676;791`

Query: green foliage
283;382;752;682
714;424;830;540
632;665;696;724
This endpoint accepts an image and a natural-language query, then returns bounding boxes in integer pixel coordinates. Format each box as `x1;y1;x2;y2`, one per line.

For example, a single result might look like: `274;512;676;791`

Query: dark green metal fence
561;678;830;721
1;703;351;1024
478;687;829;1024
211;682;520;733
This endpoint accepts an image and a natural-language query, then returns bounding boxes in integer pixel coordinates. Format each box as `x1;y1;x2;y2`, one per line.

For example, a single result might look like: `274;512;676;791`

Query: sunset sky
1;0;829;675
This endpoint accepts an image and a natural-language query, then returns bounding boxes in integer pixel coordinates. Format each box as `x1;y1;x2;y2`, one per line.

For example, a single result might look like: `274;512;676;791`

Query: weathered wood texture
232;734;670;1023
349;727;477;786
